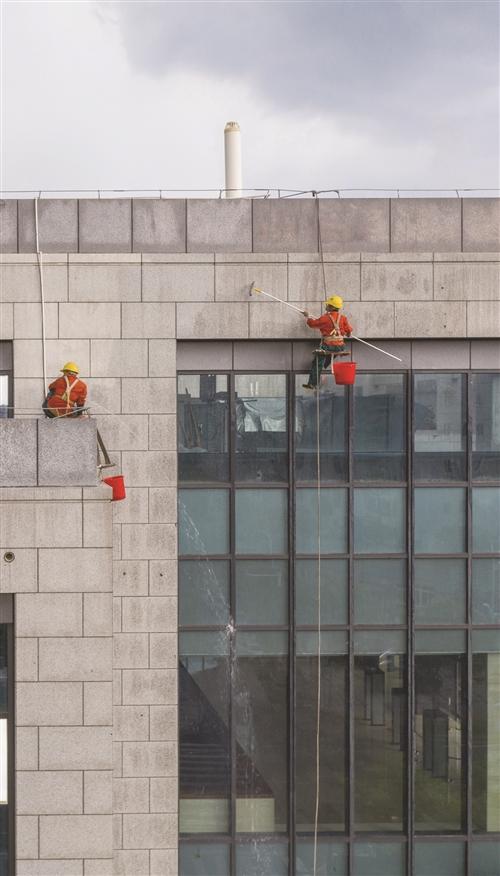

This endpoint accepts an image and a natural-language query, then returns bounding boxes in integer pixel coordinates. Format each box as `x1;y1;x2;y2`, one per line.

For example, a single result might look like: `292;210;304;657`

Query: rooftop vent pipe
224;121;242;198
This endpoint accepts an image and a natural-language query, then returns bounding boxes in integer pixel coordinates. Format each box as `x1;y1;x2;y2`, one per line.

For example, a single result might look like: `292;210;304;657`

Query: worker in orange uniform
302;295;353;389
43;362;88;417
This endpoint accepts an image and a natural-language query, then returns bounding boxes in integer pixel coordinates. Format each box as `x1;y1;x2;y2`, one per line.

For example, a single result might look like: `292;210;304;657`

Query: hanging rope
34;198;48;395
312;192;326;876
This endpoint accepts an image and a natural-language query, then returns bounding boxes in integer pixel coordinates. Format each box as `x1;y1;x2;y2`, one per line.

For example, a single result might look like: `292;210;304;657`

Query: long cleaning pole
250;283;403;362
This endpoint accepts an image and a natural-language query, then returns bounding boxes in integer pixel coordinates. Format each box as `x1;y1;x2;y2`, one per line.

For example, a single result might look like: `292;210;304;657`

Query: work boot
302;383;316;391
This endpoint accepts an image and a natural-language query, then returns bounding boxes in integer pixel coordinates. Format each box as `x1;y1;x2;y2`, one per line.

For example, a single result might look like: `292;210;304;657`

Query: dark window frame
178;368;500;876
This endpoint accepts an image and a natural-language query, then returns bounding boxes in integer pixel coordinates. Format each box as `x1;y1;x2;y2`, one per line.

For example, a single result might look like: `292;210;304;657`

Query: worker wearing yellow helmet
43;362;88;418
301;294;353;389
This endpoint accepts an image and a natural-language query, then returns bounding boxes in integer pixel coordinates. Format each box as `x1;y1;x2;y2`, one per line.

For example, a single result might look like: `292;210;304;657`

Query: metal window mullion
347;381;355;875
229;372;237;876
288;372;295;876
408;369;415;876
466;372;473;876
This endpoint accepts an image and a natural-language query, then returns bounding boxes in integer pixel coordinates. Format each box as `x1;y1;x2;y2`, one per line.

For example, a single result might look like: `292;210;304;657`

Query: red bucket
332;361;357;385
103;475;126;501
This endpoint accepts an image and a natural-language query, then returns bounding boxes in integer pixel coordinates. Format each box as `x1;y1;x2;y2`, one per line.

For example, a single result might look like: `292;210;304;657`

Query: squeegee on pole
249;282;403;362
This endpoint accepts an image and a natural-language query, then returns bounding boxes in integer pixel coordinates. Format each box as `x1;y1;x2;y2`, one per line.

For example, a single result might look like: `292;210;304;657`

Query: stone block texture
1;197;498;875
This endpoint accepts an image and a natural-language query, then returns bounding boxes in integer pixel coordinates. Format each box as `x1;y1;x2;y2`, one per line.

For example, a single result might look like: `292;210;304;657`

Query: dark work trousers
307;342;345;387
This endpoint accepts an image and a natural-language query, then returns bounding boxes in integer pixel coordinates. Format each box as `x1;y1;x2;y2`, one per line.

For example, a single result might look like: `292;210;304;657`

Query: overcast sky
1;0;499;195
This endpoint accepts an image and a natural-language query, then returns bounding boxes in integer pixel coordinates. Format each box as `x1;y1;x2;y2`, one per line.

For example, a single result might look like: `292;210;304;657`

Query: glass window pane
235;375;287;482
414;559;466;624
236;631;288;657
414;842;465;876
354;650;406;830
178;374;229;481
296;631;348;656
179;489;229;556
415;630;466;654
354;373;406;480
473;647;500;832
296;841;347;876
235;560;288;625
179;560;229;626
353;559;406;624
415;653;466;831
235;646;288;832
354;630;407;655
295;377;347;483
180;634;230;834
472;559;500;624
473;488;500;552
414;373;466;480
353;842;405;876
236;842;288;876
0;376;8;418
471;841;500;875
295;559;348;625
354;489;406;553
471;373;500;479
179;843;230;876
295;489;347;554
414;488;466;554
472;631;500;653
235;489;287;555
296;656;347;832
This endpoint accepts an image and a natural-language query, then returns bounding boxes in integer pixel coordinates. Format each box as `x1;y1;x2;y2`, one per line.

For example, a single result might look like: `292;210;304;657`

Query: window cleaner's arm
249;281;402;362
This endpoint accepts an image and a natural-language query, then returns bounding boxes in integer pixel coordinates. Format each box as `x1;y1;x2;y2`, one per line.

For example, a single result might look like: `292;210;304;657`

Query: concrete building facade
0;196;499;875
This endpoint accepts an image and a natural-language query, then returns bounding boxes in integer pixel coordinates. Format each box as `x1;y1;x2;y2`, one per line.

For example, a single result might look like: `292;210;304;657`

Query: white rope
34;198;48;394
313;356;322;876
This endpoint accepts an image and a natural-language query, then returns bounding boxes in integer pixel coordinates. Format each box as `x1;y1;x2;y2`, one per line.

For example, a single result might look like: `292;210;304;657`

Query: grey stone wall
1;197;499;254
0;198;498;875
0;420;98;487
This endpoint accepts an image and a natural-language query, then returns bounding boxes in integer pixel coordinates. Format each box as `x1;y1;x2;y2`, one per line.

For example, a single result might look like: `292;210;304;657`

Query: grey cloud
101;0;499;130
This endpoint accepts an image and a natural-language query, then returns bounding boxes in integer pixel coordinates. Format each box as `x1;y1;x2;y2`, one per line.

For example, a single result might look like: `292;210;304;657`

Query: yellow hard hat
325;295;343;309
61;362;79;374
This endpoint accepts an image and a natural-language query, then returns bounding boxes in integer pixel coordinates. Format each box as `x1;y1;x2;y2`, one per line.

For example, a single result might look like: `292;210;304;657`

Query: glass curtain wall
178;370;500;876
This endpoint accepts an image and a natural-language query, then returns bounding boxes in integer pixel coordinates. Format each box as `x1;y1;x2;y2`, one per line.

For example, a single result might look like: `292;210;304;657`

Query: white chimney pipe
224;121;242;198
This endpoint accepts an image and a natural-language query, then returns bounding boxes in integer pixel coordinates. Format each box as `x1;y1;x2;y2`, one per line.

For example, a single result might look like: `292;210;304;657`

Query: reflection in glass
179;490;229;556
179;633;230;834
235;841;288;876
235;374;287;482
354;373;406;480
471;373;500;479
235;633;288;833
235;560;288;625
179;560;229;626
352;842;405;876
178;374;229;481
354;635;406;831
414;841;465;876
235;490;287;555
353;559;406;624
414;488;466;554
295;489;347;554
415;643;466;832
295;377;347;482
296;653;346;831
472;559;500;624
353;489;406;553
473;488;500;552
295;559;348;625
473;633;500;833
179;843;230;876
414;373;466;480
296;841;347;876
470;841;500;875
414;559;466;625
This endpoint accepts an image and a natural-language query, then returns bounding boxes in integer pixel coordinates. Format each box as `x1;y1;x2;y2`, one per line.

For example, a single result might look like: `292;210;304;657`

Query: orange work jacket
307;311;353;347
46;374;87;417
